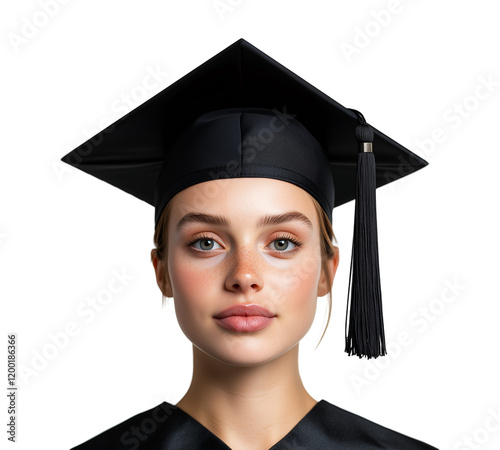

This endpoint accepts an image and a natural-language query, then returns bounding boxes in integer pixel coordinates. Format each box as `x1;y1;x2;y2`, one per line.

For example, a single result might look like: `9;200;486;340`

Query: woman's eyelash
273;234;303;248
185;234;215;247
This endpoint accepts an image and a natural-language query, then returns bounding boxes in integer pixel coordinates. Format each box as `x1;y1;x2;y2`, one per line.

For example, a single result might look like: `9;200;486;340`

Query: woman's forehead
169;178;318;228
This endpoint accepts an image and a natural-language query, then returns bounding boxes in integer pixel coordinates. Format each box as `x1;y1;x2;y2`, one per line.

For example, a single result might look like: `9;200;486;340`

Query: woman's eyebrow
258;211;313;229
175;211;313;232
176;213;229;232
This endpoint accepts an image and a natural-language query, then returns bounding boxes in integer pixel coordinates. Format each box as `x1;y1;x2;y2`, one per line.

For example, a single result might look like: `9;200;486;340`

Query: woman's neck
175;343;317;450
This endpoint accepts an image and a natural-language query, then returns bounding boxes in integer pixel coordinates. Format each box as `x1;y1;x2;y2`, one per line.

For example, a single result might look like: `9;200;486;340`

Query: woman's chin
193;339;293;368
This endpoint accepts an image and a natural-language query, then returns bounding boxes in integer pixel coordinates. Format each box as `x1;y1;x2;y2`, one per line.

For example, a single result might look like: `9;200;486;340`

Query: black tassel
344;110;386;359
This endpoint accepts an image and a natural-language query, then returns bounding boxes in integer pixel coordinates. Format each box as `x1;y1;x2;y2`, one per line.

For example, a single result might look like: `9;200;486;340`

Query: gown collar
170;399;325;449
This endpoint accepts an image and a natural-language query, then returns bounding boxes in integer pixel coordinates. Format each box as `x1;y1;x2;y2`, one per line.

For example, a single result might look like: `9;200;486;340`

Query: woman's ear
151;249;173;298
317;248;339;297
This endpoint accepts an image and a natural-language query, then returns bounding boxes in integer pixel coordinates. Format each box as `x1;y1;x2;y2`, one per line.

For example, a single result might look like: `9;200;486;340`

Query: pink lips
214;304;276;332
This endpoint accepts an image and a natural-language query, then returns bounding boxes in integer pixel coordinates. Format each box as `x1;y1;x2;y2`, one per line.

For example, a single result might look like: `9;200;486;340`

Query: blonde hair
151;195;337;347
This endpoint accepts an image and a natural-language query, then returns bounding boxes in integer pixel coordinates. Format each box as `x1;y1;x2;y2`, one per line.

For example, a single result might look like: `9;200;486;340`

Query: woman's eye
190;237;222;252
271;238;296;252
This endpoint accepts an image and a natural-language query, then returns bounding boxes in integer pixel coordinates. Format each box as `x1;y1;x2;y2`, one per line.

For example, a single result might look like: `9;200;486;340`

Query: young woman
65;40;437;449
150;176;337;449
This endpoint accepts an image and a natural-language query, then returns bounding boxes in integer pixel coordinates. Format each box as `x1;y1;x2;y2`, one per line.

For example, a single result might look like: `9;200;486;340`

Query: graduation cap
61;38;428;359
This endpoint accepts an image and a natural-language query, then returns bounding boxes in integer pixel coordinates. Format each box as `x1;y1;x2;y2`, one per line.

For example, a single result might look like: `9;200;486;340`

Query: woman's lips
214;304;276;332
215;316;275;332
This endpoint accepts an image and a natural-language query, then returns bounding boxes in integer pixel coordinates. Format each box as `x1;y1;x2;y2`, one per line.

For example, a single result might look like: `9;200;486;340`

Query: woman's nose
224;245;263;294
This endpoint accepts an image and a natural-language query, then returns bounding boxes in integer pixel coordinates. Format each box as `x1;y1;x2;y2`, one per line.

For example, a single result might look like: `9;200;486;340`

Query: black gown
70;399;437;449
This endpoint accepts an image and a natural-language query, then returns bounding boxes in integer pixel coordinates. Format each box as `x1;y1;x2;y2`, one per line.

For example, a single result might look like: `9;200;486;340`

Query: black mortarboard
61;38;428;358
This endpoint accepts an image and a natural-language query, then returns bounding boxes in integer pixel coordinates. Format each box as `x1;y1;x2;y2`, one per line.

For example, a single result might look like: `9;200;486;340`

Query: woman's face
159;177;336;367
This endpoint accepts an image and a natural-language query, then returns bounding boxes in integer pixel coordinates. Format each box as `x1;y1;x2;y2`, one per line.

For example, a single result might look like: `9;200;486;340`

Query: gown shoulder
271;399;438;450
69;401;230;450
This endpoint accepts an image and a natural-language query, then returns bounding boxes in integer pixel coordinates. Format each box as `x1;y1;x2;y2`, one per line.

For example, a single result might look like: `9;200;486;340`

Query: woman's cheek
272;251;321;301
170;262;213;343
169;246;212;295
168;251;216;322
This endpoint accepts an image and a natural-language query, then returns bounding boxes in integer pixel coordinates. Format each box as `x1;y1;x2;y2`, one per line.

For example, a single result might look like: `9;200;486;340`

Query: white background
2;1;500;449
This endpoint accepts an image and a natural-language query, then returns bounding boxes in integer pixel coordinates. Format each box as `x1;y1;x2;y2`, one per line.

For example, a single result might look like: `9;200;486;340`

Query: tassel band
360;142;373;153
